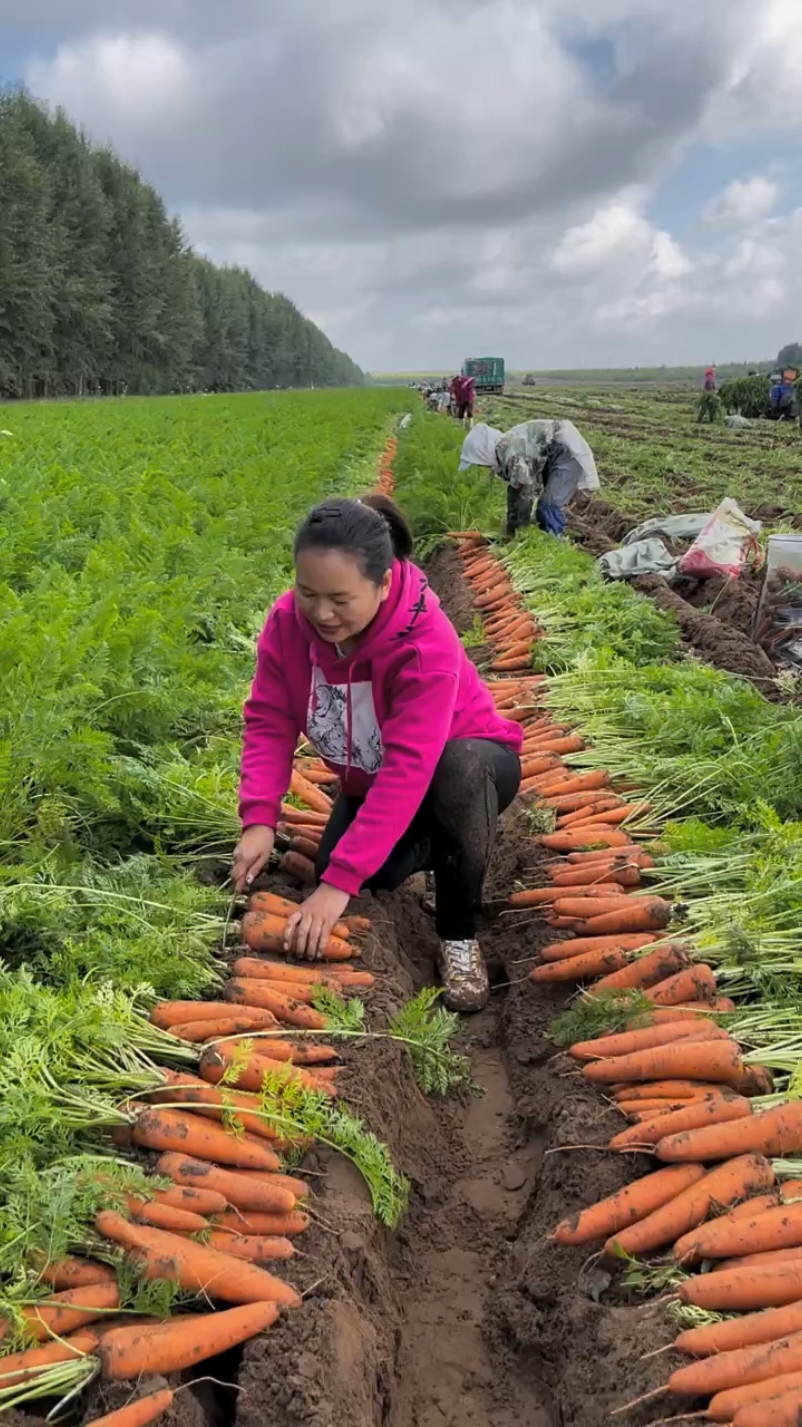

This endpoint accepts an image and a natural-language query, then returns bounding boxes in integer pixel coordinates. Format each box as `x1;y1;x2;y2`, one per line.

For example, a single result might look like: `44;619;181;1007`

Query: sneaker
436;939;489;1013
421;870;436;916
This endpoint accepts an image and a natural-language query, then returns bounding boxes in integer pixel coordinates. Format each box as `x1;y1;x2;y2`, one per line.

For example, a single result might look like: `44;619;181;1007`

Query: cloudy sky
3;0;802;372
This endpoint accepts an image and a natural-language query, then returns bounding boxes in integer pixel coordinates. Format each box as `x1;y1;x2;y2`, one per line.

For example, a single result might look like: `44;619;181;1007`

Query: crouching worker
232;495;522;1012
459;418;600;537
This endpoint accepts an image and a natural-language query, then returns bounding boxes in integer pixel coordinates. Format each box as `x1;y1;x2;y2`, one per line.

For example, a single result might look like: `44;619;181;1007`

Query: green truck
462;356;505;394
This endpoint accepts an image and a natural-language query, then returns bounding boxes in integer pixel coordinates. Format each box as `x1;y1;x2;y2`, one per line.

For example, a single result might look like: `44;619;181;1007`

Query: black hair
294;493;414;585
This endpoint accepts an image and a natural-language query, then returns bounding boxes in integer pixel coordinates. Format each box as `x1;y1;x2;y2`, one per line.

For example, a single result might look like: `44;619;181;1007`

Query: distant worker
454;375;476;423
459;419;600;538
703;367;717;393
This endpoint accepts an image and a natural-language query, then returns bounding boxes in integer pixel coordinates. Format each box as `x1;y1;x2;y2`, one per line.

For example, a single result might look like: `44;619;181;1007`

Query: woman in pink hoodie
233;494;522;1012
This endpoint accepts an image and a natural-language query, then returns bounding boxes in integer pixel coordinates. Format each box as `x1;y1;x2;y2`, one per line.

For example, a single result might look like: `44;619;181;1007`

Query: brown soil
569;495;781;694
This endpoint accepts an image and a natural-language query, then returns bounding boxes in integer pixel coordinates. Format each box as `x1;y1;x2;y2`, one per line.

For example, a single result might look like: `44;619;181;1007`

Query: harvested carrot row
609;1093;752;1151
656;1100;802;1164
96;1210;300;1307
157;1153;297;1212
568;1017;727;1062
583;1038;743;1086
151;1001;278;1031
674;1200;802;1265
131;1107;282;1171
593;944;690;992
550;1164;706;1246
605;1154;775;1258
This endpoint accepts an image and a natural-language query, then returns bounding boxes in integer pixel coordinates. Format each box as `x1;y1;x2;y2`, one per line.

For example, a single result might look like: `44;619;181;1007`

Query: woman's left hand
284;884;350;960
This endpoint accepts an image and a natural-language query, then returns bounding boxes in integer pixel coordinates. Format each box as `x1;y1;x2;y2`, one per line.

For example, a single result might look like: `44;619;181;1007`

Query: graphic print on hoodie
239;558;523;898
307;667;383;774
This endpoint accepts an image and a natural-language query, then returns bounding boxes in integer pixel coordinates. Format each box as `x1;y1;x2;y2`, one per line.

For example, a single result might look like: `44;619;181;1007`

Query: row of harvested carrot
0;888;373;1418
453;532;802;1426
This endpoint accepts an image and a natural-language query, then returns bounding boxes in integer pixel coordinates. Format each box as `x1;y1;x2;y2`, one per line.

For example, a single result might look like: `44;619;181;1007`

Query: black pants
315;738;521;940
506;482;535;536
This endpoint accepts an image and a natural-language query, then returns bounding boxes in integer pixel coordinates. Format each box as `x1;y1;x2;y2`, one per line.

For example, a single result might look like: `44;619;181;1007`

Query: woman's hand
232;825;275;892
284;884;350;960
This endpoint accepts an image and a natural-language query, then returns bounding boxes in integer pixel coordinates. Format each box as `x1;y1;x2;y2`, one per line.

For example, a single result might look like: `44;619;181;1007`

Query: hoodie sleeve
238;606;301;830
321;654;458;897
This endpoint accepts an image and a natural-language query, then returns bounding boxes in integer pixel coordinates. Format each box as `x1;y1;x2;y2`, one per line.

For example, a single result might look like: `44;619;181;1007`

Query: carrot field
5;380;802;1427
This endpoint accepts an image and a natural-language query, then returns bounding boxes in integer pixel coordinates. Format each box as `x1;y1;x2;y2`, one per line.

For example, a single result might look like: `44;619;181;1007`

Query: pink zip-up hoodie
239;558;523;897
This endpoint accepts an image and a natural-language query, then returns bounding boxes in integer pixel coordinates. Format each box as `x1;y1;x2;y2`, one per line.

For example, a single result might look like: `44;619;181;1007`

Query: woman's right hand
232;825;275;892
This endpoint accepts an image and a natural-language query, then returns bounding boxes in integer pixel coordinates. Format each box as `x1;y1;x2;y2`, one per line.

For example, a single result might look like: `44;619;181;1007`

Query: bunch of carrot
455;535;541;671
373;434;397;497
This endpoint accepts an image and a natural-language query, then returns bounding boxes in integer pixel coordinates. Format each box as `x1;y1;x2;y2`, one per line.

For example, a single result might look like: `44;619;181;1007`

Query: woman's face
295;548;392;644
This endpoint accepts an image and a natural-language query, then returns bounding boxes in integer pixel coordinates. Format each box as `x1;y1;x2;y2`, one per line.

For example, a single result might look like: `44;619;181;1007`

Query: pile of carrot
373;434;397;497
451;530;802;1424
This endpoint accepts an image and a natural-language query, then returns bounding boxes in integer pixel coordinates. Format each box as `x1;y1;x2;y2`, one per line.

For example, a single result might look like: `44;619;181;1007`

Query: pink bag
677;498;762;580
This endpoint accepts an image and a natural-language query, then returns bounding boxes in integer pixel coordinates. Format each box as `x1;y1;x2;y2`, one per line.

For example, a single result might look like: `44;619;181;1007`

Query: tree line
0;91;364;399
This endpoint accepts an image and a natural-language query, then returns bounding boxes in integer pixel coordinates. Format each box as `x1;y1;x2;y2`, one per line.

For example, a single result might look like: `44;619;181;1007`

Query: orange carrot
657;1101;802;1164
233;979;332;1007
124;1196;208;1236
232;959;372;989
552;895;636;919
203;1232;294;1263
734;1065;776;1097
131;1108;282;1171
675;1201;802;1265
38;1260;117;1292
289;769;332;815
171;1016;285;1043
569;1017;727;1061
540;830;632;853
212;1210;310;1236
540;933;657;962
551;864;643;889
583;1038;743;1086
711;1371;802;1422
242;912;354;962
593;944;690;992
719;1246;802;1272
279;806;328;827
199;1044;335;1096
666;1331;802;1401
676;1301;802;1358
551;1164;706;1247
605;1155;775;1258
151;1001;278;1032
0;1329;98;1390
730;1386;802;1426
569;898;672;935
150;1185;227;1216
280;851;316;882
613;1079;727;1101
680;1263;802;1313
156;1154;296;1213
99;1301;280;1380
646;963;718;1006
0;1282;121;1345
609;1094;752;1151
224;979;329;1028
95;1210;300;1307
530;946;630;981
81;1388;174;1427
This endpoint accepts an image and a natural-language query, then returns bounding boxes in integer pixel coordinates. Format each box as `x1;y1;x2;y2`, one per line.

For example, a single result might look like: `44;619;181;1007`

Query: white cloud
26;32;193;125
703;177;780;228
551;202;691;285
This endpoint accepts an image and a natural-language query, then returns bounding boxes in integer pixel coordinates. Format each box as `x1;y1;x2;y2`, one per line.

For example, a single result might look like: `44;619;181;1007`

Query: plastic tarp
598;539;680;580
602;515;710;580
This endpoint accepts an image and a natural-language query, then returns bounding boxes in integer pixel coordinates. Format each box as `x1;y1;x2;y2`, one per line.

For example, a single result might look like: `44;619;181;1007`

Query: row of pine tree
0;91;364;399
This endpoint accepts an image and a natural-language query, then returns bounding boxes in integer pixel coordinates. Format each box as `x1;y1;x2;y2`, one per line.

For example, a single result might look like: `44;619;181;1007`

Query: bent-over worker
232;494;522;1013
459;419;600;537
